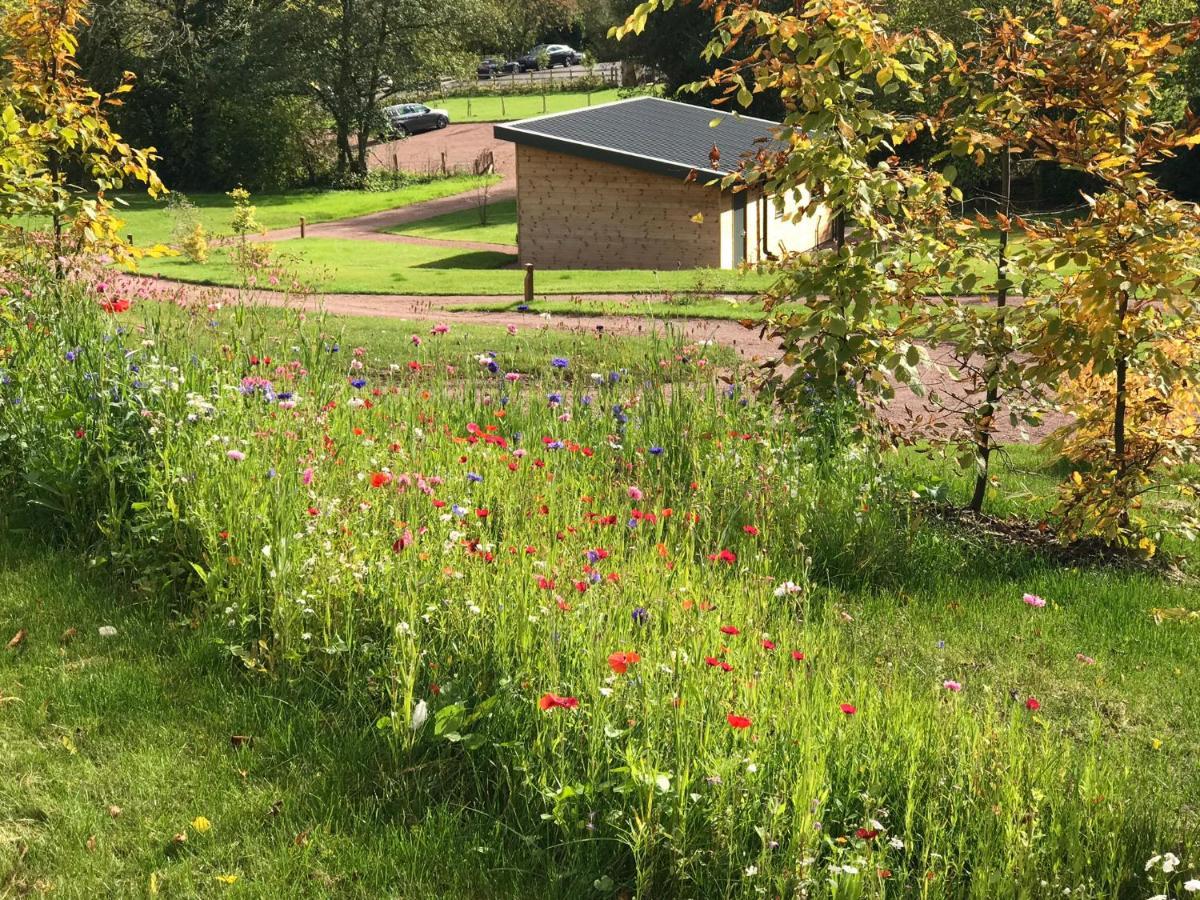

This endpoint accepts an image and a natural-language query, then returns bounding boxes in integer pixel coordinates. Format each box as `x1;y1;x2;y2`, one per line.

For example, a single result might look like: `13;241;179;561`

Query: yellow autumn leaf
61;735;78;755
1151;738;1162;750
191;816;212;833
690;213;704;224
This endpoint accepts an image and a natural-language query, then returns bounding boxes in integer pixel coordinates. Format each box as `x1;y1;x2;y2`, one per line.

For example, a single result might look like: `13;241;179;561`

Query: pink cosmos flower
943;680;962;693
1023;593;1046;608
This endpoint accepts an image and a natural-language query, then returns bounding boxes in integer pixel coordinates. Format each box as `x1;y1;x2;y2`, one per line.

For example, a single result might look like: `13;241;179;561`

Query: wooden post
392;153;398;173
524;264;534;304
299;217;306;239
542;94;547;114
440;151;447;175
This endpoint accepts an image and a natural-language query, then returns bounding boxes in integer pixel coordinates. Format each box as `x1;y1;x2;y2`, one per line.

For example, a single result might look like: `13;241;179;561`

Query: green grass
392;198;518;245
0;533;556;898
99;176;493;247
138;238;771;296
8;283;1200;896
427;89;624;123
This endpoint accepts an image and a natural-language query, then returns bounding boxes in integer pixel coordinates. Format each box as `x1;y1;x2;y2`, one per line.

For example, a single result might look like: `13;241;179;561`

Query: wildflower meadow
1;260;1198;897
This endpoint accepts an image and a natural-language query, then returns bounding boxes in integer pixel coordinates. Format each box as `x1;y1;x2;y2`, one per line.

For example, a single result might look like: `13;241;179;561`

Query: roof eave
493;123;727;184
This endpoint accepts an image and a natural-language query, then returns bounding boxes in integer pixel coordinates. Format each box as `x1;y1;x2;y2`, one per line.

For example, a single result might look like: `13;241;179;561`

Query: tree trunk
969;145;1012;513
1114;288;1129;530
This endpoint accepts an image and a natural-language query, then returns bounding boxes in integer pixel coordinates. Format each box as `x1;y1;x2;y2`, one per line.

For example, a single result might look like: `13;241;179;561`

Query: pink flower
506;324;518;335
226;450;245;462
1022;593;1046;608
430;323;449;335
1075;653;1095;665
943;679;962;693
301;467;314;485
505;372;521;382
628;485;644;501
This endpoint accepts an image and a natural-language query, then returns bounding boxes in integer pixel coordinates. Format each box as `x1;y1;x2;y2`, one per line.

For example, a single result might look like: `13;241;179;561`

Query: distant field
426;89;624;123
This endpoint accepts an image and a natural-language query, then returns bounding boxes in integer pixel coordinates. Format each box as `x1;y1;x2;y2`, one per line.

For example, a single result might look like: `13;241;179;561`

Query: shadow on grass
412;249;517;270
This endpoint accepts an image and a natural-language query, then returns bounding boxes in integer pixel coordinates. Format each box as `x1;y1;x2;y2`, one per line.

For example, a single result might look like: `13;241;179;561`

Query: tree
298;0;479;177
0;0;165;265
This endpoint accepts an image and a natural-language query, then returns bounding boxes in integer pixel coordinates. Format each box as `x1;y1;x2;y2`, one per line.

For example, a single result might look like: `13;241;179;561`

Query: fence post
440;151;447;176
524;264;534;304
299;217;306;239
542;94;547;114
392;153;398;173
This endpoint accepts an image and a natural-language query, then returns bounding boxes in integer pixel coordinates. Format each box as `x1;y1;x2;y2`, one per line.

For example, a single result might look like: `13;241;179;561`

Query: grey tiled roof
493;96;783;180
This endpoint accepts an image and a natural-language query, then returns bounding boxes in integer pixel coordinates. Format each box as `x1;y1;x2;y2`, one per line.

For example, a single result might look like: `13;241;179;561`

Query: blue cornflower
649;446;664;456
266;467;277;479
350;378;366;389
548;392;562;404
546;440;564;450
632;607;649;625
516;304;530;312
580;395;592;407
609;371;621;384
627;518;638;529
467;472;483;483
452;504;467;517
277;392;293;401
65;348;80;363
486;361;500;374
551;357;569;368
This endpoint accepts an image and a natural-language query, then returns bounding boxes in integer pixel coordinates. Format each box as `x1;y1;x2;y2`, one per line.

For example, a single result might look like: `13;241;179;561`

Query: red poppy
743;525;759;536
705;657;733;672
370;472;392;488
607;651;641;674
761;639;777;651
855;828;879;840
476;508;489;518
839;703;857;715
720;625;740;636
726;714;751;729
99;298;131;313
1025;696;1040;711
791;650;806;661
707;549;737;564
538;693;579;711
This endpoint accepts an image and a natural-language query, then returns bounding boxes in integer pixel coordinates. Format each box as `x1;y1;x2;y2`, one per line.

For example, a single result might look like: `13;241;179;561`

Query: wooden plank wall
515;145;724;270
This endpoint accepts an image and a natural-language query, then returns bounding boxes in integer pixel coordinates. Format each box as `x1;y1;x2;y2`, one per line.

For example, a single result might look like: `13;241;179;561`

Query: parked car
477;56;519;79
517;44;583;71
381;103;449;137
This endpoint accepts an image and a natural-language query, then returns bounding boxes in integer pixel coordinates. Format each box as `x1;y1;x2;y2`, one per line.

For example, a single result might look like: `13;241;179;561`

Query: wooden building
493;96;830;271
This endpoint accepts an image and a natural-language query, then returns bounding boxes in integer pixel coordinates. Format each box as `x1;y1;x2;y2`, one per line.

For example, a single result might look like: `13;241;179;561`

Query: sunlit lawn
427;88;625;123
138;238;771;297
391;198;518;245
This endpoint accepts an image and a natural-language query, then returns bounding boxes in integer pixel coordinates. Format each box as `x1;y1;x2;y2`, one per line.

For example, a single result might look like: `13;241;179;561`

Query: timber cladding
515;144;724;270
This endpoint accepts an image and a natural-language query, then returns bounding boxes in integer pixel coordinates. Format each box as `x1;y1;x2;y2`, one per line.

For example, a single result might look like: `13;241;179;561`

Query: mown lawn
391;198;518;245
137;238;771;296
427;88;624;123
102;175;495;247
